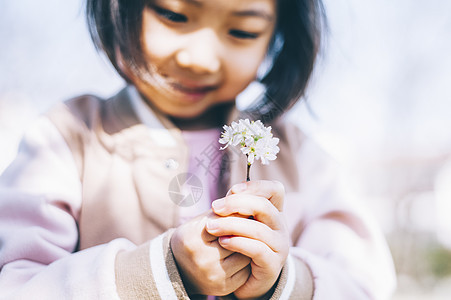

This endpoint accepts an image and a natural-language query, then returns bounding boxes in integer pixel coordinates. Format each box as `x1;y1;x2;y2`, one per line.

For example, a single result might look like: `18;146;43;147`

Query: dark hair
86;0;326;122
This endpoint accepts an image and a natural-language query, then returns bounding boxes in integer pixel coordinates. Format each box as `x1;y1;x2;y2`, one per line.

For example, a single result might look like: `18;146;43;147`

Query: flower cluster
219;119;280;167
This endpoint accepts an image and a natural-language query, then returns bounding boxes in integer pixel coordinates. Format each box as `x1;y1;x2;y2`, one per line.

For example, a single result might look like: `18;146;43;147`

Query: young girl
0;0;396;299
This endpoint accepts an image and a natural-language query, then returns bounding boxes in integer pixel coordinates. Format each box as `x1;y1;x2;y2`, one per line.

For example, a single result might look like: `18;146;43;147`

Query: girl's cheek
143;31;180;60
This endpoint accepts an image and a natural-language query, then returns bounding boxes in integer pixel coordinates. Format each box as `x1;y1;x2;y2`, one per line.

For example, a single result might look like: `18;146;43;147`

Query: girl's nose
175;29;221;74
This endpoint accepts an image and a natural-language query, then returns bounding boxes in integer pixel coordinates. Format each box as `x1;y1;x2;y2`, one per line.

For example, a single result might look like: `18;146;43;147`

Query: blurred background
1;0;450;298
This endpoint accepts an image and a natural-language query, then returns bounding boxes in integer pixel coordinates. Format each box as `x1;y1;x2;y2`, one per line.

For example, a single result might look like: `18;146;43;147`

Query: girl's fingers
207;239;235;259
211;194;282;230
221;252;251;277
201;222;221;242
206;216;281;252
218;235;278;271
228;263;251;289
176;227;233;260
179;214;234;259
226;180;285;211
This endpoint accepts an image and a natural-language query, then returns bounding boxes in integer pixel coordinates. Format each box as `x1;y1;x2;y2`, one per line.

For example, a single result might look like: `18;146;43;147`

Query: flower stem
246;155;251;182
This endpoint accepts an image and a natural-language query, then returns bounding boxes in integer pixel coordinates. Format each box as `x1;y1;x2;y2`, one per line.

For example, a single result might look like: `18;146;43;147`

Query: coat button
164;158;179;170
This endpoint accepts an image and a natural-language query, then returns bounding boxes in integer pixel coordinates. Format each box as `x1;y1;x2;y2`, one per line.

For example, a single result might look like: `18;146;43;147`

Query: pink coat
0;86;396;299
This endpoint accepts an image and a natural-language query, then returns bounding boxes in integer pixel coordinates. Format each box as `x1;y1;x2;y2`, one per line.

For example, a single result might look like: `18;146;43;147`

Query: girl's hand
170;211;251;296
206;180;290;299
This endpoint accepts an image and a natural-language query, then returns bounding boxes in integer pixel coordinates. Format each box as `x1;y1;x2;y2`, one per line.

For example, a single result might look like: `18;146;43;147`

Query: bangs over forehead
86;0;326;122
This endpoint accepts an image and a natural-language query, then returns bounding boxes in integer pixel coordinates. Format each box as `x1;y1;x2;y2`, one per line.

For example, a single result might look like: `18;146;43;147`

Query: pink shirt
178;129;222;225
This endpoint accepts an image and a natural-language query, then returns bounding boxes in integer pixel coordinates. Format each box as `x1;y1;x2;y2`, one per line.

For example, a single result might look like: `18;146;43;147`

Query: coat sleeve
0;116;189;299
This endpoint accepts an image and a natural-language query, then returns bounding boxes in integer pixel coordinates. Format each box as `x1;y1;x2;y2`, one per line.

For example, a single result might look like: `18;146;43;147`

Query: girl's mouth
168;80;220;102
171;82;218;94
150;70;221;103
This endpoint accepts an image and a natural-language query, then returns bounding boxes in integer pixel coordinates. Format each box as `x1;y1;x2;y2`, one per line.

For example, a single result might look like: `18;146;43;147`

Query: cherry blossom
219;119;279;181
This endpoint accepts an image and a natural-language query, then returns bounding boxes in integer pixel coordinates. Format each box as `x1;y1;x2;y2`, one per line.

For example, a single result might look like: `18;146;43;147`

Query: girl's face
130;0;276;120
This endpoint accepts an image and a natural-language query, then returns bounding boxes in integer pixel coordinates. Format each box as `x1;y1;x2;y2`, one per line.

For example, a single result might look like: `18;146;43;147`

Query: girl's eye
153;6;188;23
229;30;259;40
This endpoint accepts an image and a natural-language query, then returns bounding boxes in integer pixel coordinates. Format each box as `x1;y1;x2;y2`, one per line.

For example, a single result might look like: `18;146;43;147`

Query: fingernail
232;183;247;193
212;198;225;211
206;219;219;231
219;236;230;244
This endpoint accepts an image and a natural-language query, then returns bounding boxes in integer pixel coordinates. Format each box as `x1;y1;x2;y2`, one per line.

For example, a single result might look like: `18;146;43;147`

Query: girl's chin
167;102;235;130
159;104;211;120
163;98;234;118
